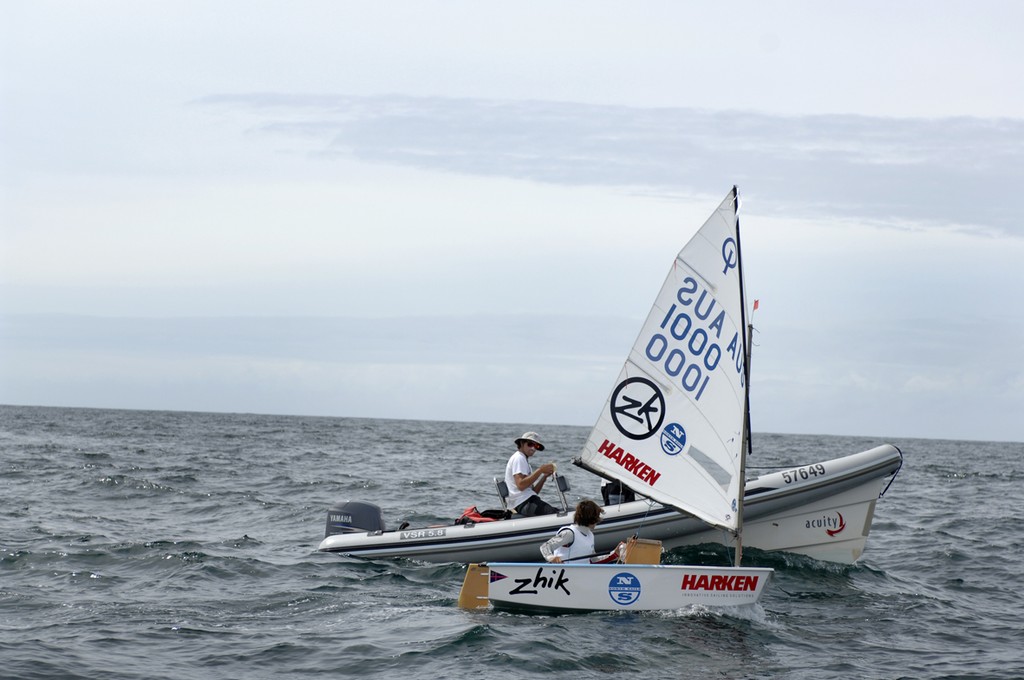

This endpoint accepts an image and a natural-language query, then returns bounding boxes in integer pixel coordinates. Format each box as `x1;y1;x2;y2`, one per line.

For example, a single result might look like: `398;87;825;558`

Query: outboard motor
325;501;386;538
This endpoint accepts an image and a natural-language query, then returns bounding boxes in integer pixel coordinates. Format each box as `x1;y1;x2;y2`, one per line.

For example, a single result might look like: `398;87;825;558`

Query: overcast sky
2;2;1022;443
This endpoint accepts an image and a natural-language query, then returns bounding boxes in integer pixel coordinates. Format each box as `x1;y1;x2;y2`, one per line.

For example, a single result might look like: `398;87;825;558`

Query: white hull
318;444;902;565
678;475;885;563
481;563;773;612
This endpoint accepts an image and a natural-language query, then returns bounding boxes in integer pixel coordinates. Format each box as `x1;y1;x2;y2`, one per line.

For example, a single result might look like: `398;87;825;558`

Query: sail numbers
781;464;827;484
644;276;745;401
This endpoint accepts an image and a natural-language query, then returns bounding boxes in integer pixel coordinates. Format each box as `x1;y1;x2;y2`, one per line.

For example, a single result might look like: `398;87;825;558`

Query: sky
2;2;1023;443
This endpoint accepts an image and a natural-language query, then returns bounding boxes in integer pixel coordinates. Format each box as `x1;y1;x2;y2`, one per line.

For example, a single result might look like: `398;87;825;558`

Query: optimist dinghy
461;187;780;612
457;536;773;612
318;188;902;570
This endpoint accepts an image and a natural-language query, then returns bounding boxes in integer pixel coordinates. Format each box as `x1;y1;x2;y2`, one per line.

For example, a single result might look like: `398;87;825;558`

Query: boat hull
317;444;902;565
482;563;773;612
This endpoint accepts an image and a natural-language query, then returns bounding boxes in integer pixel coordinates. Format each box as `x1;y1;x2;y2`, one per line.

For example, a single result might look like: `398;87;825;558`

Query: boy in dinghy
540;499;622;564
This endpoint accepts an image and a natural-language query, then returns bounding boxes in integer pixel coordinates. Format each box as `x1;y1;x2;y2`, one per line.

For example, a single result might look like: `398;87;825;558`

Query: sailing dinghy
318;188;903;568
460;186;777;612
460;557;773;612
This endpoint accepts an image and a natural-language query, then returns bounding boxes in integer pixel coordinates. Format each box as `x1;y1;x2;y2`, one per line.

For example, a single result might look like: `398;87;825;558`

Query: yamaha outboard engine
325;501;386;538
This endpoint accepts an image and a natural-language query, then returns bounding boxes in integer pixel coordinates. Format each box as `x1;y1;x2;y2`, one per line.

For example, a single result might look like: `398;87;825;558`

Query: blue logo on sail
608;572;642;606
660;422;687;456
721;237;738;274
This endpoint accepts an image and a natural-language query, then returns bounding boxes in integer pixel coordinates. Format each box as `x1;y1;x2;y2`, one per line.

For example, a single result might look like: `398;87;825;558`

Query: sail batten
579;188;749;532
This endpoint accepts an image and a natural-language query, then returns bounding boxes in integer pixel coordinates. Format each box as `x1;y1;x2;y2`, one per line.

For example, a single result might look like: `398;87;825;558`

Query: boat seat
495;474;572;513
494;477;511;512
554;473;571;512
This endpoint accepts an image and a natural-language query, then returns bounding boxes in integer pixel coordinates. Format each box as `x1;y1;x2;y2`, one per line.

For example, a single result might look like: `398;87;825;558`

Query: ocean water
1;404;1022;680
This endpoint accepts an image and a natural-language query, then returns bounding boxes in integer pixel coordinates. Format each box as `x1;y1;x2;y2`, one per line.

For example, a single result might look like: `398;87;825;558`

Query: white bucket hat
515;431;545;451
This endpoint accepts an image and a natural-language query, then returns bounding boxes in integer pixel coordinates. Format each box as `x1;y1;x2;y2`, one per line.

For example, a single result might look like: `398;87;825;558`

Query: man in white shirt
504;431;558;517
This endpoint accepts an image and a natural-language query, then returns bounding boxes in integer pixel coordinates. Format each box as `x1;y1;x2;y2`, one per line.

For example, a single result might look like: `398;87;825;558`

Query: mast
733;185;753;567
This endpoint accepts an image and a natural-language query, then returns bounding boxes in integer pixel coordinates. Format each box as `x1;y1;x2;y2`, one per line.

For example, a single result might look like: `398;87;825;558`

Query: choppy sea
1;405;1022;679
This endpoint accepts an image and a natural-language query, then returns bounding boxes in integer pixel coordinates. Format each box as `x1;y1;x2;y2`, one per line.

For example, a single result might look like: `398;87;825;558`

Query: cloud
196;93;1024;237
6;89;1023;441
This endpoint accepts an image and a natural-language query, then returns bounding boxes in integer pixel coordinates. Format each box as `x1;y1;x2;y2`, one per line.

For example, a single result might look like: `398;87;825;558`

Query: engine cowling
324;501;386;537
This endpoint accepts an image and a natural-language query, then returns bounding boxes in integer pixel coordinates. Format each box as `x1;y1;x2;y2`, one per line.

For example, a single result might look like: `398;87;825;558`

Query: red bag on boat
455;506;511;524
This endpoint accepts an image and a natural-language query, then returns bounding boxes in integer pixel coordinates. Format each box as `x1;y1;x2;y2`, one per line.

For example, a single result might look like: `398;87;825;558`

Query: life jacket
552;524;595;563
454;506;512;525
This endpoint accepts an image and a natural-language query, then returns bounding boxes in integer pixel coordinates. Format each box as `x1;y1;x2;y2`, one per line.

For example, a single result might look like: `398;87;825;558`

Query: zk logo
610;377;665;441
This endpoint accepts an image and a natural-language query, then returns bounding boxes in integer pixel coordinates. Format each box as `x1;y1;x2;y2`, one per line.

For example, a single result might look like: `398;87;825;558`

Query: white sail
579;187;749;532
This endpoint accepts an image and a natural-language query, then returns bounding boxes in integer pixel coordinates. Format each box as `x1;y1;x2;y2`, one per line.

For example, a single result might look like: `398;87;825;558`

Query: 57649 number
781;464;826;484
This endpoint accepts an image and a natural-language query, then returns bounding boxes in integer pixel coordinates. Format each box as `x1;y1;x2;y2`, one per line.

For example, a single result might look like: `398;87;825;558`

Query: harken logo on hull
610;377;665;440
